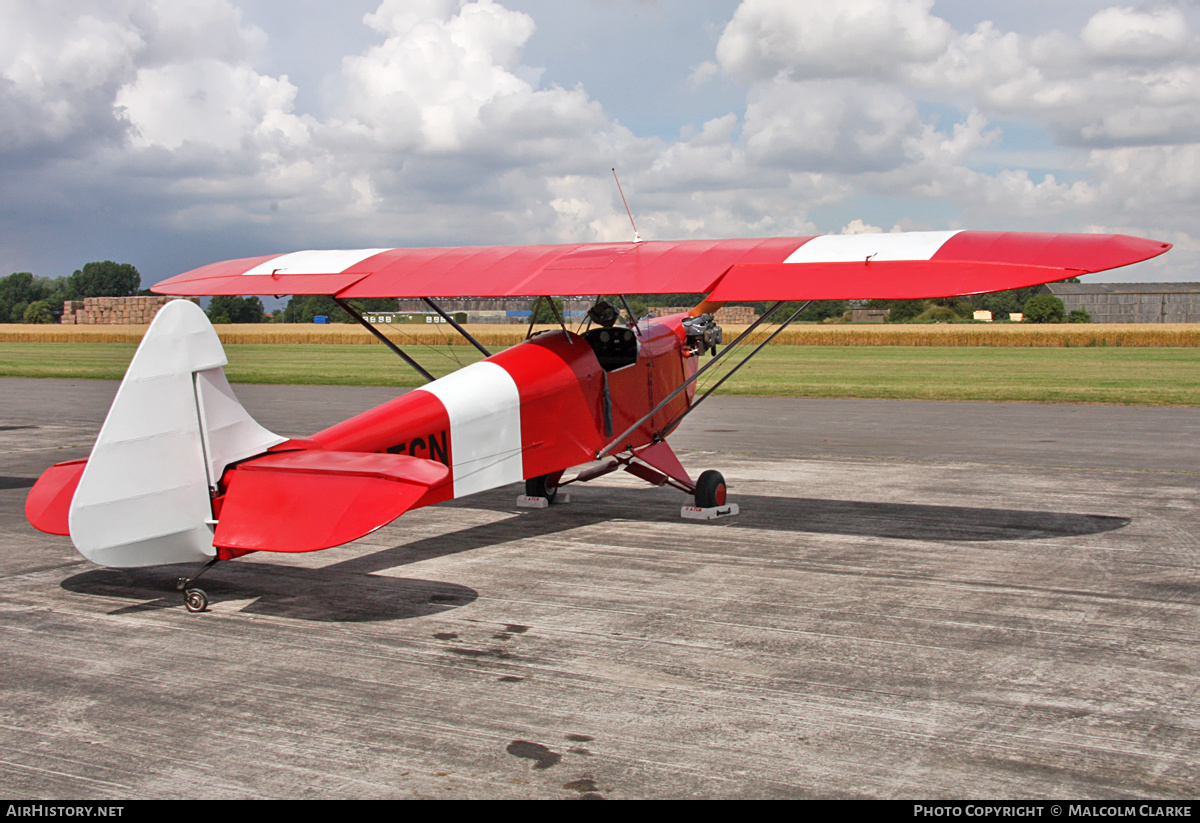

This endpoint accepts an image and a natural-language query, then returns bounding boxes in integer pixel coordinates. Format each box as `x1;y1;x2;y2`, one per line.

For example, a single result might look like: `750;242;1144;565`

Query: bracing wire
689;304;792;396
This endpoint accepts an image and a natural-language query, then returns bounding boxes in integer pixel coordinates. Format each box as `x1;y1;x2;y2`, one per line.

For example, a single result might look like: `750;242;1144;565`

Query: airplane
24;231;1170;612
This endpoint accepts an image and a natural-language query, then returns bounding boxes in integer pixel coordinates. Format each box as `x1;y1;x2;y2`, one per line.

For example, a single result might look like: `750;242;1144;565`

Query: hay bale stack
648;305;759;325
61;296;200;325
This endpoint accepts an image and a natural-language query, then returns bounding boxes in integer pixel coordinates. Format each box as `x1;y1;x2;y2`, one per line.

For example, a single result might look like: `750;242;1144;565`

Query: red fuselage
304;314;699;509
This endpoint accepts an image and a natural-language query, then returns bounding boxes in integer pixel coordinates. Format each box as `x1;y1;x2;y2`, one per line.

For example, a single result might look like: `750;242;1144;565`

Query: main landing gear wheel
183;588;209;613
694;470;727;508
525;474;558;503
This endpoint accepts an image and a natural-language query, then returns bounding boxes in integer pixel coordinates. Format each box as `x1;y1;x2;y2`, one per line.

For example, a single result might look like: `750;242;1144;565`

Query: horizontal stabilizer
214;450;450;553
26;459;87;536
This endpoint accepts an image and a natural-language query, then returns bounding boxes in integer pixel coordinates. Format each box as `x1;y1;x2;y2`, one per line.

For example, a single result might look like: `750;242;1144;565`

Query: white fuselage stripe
415;361;523;498
784;231;962;263
242;249;391;276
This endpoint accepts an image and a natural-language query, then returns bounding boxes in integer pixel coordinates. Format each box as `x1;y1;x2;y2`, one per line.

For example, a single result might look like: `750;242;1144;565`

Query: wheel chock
517;494;570;508
680;503;739;520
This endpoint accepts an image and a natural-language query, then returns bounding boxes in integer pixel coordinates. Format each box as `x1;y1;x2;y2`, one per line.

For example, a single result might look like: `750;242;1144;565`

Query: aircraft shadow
725;494;1131;542
329;485;1130;576
57;488;1128;621
60;565;477;622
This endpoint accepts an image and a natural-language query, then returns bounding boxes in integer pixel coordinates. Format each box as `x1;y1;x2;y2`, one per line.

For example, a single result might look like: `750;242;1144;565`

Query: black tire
525;474;558;503
184;588;208;613
694;470;727;508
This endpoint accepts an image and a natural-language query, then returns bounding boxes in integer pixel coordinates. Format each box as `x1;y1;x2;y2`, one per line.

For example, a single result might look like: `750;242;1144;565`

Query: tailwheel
176;556;219;612
694;470;727;508
525;474;559;504
184;588;209;613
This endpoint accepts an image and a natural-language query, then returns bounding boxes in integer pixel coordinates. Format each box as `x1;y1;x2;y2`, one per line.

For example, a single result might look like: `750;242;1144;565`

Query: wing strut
525;297;542;340
596;301;810;459
618;295;643;337
547;296;572;343
334;298;436;383
421;297;491;357
523;296;573;343
656;301;811;437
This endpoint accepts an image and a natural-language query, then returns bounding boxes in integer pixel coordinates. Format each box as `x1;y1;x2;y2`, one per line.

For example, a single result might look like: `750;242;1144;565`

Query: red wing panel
708;260;1076;301
214;450;449;553
150;233;1169;299
25;459;88;536
933;232;1171;271
503;237;808;297
152;239;813;298
157;271;370;297
710;232;1170;300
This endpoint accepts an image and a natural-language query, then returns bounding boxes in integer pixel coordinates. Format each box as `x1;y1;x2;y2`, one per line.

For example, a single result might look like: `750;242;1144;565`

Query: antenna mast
612;168;642;244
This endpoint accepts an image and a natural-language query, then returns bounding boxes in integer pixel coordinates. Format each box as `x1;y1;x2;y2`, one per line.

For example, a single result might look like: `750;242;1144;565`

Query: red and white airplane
25;231;1170;611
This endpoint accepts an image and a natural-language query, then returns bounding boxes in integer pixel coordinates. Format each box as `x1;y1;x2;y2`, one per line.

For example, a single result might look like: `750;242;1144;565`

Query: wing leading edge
151;232;1171;301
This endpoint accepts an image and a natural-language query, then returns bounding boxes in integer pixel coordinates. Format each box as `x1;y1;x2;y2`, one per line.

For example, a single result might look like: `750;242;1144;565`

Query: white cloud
1;0;1197;285
1080;6;1192;61
339;0;538;151
134;0;266;66
715;0;953;81
741;79;922;172
0;5;142;151
841;218;883;234
0;0;271;156
117;61;307;151
1088;143;1200;216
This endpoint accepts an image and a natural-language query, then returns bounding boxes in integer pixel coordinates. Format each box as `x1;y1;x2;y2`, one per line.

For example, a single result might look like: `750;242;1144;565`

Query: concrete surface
0;377;1197;799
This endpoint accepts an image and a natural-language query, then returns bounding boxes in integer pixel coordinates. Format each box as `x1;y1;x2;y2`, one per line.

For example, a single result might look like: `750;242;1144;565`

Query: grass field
1;338;1197;406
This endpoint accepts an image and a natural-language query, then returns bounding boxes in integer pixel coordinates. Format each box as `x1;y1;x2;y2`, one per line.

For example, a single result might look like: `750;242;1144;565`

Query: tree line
207;294;403;324
0;262;142;324
232;289;1087;326
0;265;385;325
1;264;1083;326
860;285;1088;323
623;287;1084;324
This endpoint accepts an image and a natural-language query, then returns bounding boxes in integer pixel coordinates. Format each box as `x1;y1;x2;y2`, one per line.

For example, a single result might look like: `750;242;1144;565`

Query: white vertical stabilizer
68;300;285;568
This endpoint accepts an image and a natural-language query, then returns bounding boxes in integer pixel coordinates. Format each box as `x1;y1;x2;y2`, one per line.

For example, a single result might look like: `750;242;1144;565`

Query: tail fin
65;300;285;568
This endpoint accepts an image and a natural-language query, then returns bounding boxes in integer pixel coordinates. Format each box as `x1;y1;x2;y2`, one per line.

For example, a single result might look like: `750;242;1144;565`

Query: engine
682;313;722;356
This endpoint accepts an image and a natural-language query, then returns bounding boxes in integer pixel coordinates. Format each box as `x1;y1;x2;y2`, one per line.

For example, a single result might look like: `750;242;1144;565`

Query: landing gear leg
176;556;219;613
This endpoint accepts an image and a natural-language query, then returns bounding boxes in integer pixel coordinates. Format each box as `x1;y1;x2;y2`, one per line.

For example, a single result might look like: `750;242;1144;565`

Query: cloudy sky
2;0;1197;289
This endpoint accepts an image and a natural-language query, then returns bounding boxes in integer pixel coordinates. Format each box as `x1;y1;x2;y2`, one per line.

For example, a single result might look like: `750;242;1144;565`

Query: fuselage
306;313;699;509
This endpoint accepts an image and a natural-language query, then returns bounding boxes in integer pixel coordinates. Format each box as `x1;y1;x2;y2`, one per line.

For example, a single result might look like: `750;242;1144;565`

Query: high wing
151;232;1171;300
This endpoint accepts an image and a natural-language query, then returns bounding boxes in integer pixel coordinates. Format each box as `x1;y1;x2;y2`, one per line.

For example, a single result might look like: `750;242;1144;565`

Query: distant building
396;297;591;324
851;308;889;323
1046;283;1200;323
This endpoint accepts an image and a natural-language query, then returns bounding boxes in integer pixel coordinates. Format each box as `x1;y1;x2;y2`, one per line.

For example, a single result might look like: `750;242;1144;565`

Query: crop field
1;327;1198;405
3;321;1200;347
